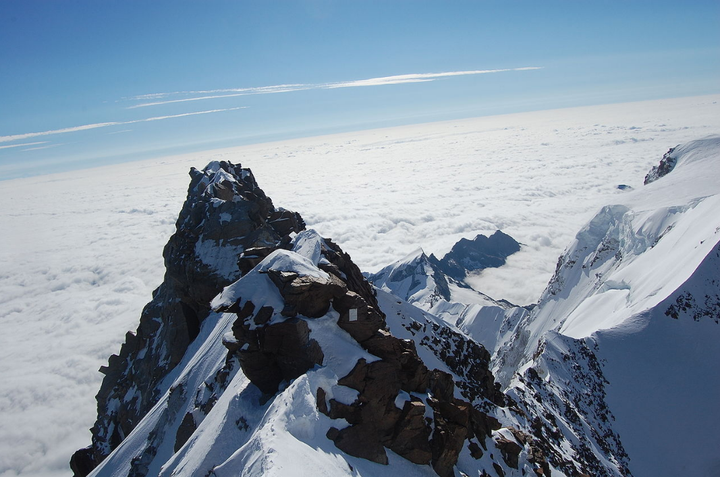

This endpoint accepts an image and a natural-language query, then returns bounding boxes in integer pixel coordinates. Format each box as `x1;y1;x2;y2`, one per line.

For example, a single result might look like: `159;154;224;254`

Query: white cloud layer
126;67;543;108
0;94;718;476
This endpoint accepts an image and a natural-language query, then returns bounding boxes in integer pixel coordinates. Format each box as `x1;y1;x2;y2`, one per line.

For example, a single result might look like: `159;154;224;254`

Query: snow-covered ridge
494;136;720;379
83;221;516;477
493;136;720;476
77;157;640;477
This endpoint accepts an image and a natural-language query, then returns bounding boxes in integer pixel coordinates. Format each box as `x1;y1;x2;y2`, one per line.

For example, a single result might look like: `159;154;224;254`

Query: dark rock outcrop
321;332;502;476
174;412;197;452
72;161;305;476
644;146;678;184
266;269;346;318
69;447;95;477
214;225;507;476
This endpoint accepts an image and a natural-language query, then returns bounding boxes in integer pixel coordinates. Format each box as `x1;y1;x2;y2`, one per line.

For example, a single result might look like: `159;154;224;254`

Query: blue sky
1;0;718;180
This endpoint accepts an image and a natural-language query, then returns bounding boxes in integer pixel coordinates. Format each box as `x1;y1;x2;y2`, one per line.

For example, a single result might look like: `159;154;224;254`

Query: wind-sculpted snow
593;238;720;476
492;137;720;383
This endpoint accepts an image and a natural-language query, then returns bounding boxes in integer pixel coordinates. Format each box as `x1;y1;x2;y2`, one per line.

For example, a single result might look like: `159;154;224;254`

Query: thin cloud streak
128;67;543;108
0;107;245;144
126;84;309;103
22;143;63;152
0;141;48;150
325;67;541;88
127;85;314;109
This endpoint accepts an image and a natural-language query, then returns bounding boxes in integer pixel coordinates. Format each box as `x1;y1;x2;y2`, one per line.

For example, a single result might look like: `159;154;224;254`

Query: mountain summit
71;162;515;477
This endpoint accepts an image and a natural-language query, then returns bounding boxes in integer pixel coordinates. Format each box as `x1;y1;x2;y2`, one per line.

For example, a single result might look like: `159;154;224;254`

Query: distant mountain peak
369;246;451;306
436;230;521;281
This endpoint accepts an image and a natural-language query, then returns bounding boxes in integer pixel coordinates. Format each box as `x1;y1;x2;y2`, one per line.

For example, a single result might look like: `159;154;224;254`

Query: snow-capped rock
71;161;305;475
367;241;525;357
368;248;452;308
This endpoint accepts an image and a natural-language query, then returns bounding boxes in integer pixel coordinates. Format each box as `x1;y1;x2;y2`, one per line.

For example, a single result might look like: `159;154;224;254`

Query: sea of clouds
0;95;718;476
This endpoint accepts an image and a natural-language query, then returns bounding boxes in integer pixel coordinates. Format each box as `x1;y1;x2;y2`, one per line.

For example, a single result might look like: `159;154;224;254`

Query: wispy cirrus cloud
22;143;63;152
0;107;245;144
0;141;48;150
325;67;541;89
126;67;543;109
0;67;542;152
126;84;311;109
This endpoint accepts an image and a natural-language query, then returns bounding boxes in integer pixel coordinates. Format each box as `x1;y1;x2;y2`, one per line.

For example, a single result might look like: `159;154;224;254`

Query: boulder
327;425;388;465
496;434;523;469
233;315;324;395
385;399;433;464
333;291;386;343
430;411;469;477
266;269;347;318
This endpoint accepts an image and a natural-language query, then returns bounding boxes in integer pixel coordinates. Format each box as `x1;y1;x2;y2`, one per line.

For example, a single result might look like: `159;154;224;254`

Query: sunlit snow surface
0;95;719;476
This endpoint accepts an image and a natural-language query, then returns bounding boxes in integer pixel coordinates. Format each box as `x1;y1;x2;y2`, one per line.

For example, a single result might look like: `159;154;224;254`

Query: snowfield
0;95;719;477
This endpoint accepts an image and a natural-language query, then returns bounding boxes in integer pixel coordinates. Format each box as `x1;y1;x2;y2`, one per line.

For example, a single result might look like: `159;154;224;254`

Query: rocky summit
70;161;306;475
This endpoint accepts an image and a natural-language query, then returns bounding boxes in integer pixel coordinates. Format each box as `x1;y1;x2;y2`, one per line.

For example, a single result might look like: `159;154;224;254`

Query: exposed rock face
71;161;305;476
322;355;501;477
228;305;325;395
505;336;630;477
644;146;677;184
430;230;521;281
